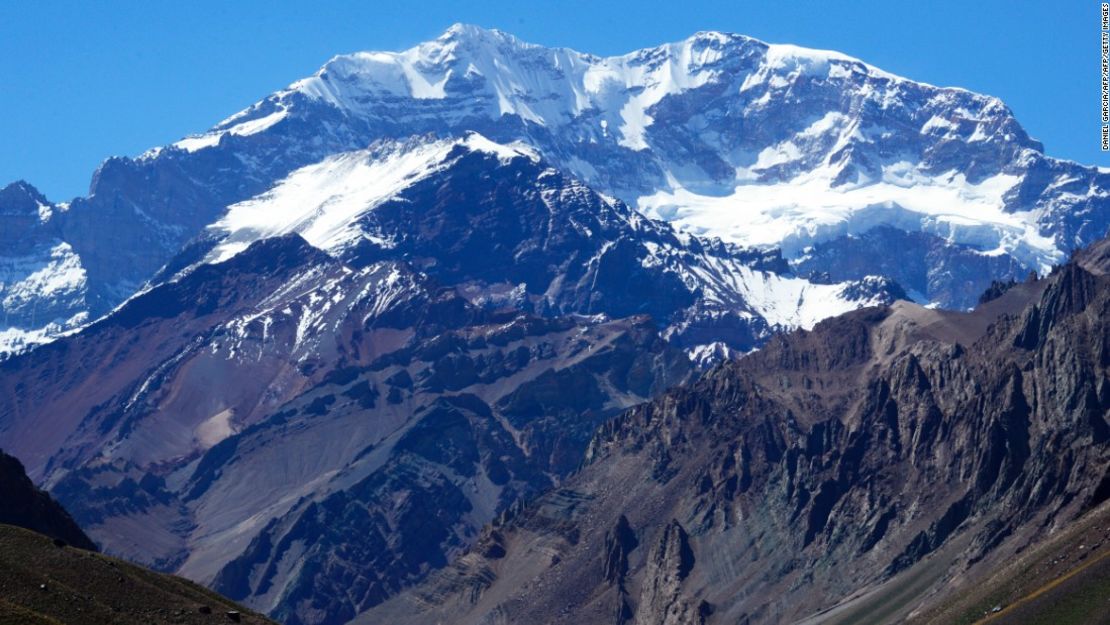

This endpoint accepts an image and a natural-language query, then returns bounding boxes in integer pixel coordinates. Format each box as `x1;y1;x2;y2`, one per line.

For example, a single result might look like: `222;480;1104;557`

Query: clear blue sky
0;0;1098;201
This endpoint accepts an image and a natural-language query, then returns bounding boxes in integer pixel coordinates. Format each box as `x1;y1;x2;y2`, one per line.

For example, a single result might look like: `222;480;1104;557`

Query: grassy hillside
0;524;275;625
908;501;1110;625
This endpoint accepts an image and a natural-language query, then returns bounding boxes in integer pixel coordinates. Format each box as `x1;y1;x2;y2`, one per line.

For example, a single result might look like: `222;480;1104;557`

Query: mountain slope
0;210;697;625
0;135;886;625
903;499;1110;625
0;181;88;356
199;133;900;354
363;239;1110;625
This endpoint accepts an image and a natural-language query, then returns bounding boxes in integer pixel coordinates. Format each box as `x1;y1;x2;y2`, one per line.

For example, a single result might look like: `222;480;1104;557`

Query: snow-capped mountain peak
184;24;1064;294
5;25;1110;359
200;129;902;363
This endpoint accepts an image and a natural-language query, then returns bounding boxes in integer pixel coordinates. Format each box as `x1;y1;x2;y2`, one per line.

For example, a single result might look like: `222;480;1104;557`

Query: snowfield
206;134;540;262
638;163;1061;272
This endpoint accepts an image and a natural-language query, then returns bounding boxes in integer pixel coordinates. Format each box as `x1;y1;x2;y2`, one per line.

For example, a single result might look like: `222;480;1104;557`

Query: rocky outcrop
637;521;707;625
603;515;637;587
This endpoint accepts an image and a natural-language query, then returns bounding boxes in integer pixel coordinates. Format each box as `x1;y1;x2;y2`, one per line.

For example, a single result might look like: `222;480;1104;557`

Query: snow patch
0;242;87;308
174;109;289;153
207;134;535;263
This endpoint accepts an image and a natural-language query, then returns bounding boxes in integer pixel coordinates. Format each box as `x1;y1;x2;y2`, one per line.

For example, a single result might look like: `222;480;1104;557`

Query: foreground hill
905;499;1110;625
0;449;95;551
364;237;1110;625
0;525;275;625
0;448;272;625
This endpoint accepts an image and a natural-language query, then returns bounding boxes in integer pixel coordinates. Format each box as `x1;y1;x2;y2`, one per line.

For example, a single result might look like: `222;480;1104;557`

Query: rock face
0;449;96;551
0;181;89;355
4;25;1109;352
635;521;707;625
364;240;1110;625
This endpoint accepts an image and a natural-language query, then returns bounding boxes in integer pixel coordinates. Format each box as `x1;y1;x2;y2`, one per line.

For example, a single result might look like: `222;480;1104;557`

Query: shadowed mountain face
364;242;1110;625
0;449;96;551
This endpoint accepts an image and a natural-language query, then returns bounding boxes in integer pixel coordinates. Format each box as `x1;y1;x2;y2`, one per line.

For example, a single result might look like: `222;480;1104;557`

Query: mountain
4;25;1107;354
232;24;1102;307
0;182;88;355
0;448;96;551
0;144;739;624
2;23;1108;625
0;525;277;624
200;133;900;356
362;237;1110;625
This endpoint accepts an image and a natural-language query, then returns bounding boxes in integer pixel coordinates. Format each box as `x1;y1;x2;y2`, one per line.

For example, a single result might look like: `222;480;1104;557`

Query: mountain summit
211;24;1071;281
1;25;1107;354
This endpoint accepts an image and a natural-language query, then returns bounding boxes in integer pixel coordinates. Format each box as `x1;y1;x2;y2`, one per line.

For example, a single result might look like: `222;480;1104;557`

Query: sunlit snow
206;134;538;262
638;164;1062;272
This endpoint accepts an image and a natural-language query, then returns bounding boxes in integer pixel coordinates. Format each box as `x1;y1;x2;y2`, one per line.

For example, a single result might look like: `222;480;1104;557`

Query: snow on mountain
166;24;1106;308
173;109;289;153
207;134;538;262
4;24;1109;358
638;164;1058;271
0;182;89;357
683;255;893;330
278;25;899;153
1;242;88;307
0;243;88;356
194;131;900;356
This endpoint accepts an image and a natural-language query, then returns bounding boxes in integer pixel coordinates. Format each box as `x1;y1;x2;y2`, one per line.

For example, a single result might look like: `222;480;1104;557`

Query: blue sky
0;0;1098;200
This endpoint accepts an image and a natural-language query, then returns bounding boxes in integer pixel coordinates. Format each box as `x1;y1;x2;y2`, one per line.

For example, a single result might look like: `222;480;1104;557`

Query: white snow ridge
206;134;538;263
